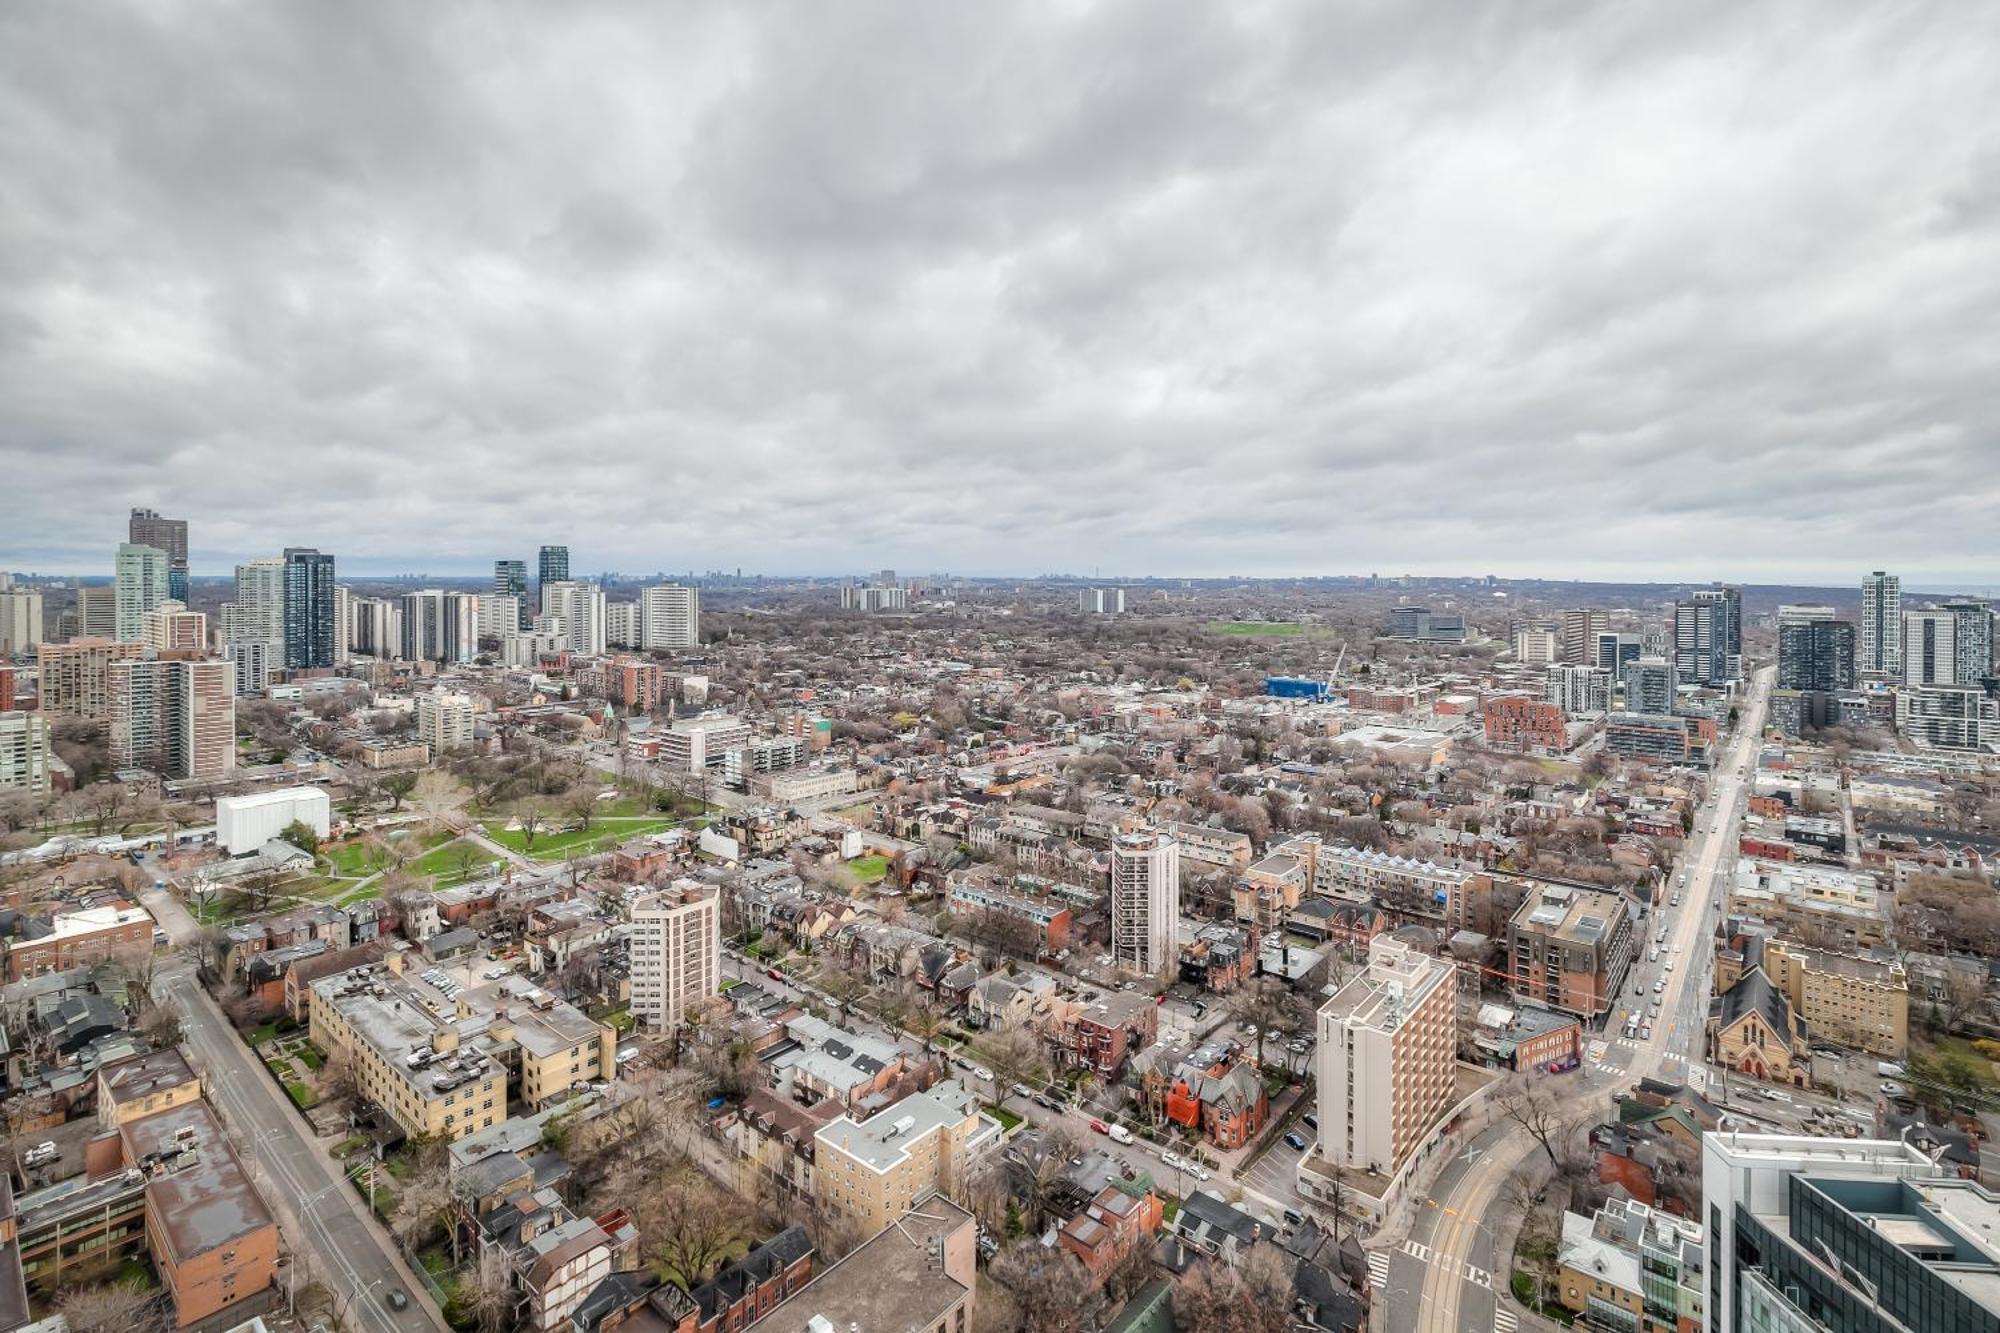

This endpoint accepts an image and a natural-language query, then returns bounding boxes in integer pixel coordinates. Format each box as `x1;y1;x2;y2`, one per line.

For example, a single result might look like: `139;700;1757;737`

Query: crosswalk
1372;1240;1515;1329
1397;1238;1493;1289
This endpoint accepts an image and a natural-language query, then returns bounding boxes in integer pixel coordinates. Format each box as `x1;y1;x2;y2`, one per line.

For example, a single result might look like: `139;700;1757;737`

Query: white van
1107;1124;1134;1145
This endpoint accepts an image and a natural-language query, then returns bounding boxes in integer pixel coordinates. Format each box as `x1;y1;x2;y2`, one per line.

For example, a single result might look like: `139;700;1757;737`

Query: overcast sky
2;2;1996;585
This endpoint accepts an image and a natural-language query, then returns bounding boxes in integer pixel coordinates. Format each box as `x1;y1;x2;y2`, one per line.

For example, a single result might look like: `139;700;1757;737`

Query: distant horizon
5;561;1997;600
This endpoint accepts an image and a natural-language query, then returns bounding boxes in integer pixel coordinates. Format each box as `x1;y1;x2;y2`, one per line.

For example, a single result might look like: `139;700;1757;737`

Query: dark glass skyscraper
282;547;336;668
494;559;530;629
538;545;569;587
1777;619;1857;692
129;507;189;601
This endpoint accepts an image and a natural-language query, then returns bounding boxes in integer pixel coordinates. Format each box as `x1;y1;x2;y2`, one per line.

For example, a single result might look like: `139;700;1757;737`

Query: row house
526;899;618;974
220;904;352;981
965;969;1061;1031
650;1227;815;1333
1134;1041;1271;1149
1178;922;1259;994
945;876;1074;951
827;921;951;982
1045;990;1157;1080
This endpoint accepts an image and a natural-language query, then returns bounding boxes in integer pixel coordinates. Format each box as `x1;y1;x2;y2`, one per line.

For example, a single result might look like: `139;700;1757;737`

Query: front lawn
985;1103;1023;1132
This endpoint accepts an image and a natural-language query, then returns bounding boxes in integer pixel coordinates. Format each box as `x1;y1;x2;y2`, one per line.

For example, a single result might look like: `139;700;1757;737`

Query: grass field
482;816;678;860
1203;621;1335;638
849;854;891;884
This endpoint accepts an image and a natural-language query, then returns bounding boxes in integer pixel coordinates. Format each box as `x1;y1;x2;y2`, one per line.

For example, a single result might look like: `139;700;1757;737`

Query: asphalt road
142;887;446;1333
1387;666;1774;1333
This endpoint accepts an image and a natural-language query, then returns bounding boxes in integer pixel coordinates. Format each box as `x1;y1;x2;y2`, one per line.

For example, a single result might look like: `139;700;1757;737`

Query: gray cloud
1;0;1997;584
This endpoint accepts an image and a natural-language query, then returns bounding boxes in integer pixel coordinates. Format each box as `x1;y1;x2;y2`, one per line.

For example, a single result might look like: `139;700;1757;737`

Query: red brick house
1059;1185;1164;1284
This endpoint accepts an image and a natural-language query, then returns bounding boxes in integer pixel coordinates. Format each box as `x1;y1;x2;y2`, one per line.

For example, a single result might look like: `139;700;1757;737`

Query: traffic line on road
1464;1262;1494;1288
1496;1306;1519;1333
1401;1240;1432;1264
1368;1251;1390;1289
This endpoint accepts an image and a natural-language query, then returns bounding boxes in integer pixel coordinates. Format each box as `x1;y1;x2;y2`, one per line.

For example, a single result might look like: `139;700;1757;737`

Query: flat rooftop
817;1079;983;1172
747;1195;972;1333
122;1101;274;1260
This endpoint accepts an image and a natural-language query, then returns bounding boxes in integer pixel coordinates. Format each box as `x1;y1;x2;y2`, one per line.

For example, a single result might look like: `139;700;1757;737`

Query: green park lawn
481;816;678;860
849;854;891;884
1203;621;1334;637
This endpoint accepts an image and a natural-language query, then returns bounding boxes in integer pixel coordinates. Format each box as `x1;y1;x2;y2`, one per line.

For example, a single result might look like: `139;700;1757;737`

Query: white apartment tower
1315;934;1457;1179
641;584;701;649
605;601;641;650
0;588;44;657
414;690;477;754
0;712;53;795
629;881;721;1031
113;542;170;641
541;581;607;656
229;558;288;681
1109;833;1180;976
1901;608;1961;688
1545;664;1611;715
1860;570;1901;677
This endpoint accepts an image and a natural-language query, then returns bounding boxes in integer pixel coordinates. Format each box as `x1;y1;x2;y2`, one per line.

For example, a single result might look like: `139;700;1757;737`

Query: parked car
1881;1081;1909;1098
1011;1083;1035;1101
22;1142;57;1167
1107;1124;1134;1144
1090;1119;1108;1135
1284;1132;1308;1151
385;1290;409;1312
1302;1114;1318;1131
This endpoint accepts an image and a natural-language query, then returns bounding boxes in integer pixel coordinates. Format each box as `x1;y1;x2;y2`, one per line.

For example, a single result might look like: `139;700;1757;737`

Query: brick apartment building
1507;882;1635;1018
1481;694;1568;752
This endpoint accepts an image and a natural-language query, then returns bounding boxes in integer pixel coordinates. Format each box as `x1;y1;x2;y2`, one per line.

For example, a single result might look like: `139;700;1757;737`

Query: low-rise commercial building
1555;1198;1703;1333
2;901;154;982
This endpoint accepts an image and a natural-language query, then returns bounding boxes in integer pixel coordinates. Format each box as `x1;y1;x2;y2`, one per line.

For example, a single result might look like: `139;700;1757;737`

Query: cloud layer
2;1;1997;582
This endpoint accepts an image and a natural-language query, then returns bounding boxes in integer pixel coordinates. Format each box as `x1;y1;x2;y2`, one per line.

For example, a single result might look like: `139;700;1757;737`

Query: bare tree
57;1281;168;1333
991;1243;1100;1333
635;1166;749;1285
1494;1075;1585;1168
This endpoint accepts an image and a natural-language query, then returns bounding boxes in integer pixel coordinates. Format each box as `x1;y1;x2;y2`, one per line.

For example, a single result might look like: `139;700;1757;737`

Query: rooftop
121;1101;275;1261
747;1195;973;1333
816;1079;989;1173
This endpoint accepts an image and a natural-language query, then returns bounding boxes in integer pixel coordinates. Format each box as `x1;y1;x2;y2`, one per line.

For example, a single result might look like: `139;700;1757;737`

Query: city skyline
1;4;1997;582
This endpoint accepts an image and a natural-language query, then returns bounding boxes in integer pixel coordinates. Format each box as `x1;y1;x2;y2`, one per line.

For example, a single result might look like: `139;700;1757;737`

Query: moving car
385;1290;410;1312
